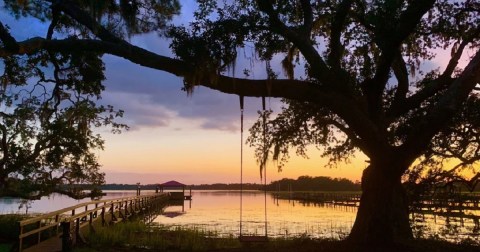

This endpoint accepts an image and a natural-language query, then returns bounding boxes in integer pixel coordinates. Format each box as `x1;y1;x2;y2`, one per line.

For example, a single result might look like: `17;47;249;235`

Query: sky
1;1;470;185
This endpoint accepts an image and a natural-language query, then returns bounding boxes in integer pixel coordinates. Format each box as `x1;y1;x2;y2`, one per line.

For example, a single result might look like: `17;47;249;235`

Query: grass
77;220;480;252
0;214;26;252
81;221;241;251
0;244;13;252
0;214;25;241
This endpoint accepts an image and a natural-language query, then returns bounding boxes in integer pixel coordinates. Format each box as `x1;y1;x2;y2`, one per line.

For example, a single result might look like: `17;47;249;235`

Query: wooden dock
23;236;62;252
273;192;361;207
273;191;480;222
18;193;169;252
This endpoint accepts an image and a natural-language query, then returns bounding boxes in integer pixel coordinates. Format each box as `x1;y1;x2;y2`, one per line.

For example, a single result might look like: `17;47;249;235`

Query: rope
239;95;269;239
262;96;267;237
239;95;244;237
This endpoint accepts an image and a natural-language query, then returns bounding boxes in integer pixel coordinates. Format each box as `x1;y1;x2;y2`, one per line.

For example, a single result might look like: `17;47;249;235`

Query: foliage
0;48;126;198
0;214;24;241
0;0;191;197
403;95;480;196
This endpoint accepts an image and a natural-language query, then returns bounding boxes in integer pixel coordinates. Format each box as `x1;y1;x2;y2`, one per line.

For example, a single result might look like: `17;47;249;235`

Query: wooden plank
23;236;62;252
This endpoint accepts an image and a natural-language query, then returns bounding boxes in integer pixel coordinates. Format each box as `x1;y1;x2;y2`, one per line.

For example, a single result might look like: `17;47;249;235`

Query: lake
155;190;355;239
1;190;479;243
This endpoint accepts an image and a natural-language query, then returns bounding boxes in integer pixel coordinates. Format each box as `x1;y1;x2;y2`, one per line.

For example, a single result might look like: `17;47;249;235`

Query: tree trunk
349;161;412;245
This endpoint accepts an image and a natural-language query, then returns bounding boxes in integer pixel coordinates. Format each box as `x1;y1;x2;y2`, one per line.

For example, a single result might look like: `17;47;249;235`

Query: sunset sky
97;52;368;185
2;1;469;185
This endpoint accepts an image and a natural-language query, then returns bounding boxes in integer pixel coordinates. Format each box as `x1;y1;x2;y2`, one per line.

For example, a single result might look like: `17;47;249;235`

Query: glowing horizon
99;113;367;185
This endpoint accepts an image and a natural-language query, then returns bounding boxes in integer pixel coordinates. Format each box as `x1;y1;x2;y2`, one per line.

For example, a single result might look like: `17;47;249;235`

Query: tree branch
401;49;480;163
390;52;409;112
367;0;436;120
328;0;353;70
55;0;372;145
256;0;332;86
299;0;313;36
46;3;60;40
53;0;123;43
1;34;389;158
388;28;479;119
387;77;453;118
0;21;19;52
443;40;469;77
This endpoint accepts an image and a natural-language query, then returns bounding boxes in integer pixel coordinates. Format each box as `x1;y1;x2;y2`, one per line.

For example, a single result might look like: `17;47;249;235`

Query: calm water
155;190;355;239
1;190;479;242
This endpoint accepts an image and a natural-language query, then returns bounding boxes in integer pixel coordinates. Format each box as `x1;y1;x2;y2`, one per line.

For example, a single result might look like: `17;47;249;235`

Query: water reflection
154;190;355;239
411;212;480;243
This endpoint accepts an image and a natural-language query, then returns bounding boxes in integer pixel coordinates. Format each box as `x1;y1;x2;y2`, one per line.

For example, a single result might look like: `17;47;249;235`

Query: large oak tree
1;0;480;245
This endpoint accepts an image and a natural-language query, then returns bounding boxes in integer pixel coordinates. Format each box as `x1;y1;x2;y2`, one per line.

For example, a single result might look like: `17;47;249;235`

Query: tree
0;1;134;198
1;0;480;245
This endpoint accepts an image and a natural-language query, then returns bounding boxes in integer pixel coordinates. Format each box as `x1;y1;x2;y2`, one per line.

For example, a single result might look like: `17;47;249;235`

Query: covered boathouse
158;180;192;200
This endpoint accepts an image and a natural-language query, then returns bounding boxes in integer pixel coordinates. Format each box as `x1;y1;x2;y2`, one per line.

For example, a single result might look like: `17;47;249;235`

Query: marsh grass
80;220;480;252
84;221;241;251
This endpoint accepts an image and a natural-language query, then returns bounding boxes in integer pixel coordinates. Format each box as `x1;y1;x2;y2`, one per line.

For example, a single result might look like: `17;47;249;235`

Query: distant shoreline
100;175;362;191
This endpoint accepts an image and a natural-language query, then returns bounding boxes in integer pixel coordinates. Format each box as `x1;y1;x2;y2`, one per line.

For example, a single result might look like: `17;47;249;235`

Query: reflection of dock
160;198;192;218
413;194;480;212
273;192;361;207
273;191;480;222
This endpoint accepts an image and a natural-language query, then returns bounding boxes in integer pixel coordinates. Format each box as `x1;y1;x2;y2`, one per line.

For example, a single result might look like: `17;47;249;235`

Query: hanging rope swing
239;95;269;243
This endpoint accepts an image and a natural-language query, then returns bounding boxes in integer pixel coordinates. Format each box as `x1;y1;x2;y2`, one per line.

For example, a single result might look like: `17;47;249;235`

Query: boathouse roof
159;180;186;187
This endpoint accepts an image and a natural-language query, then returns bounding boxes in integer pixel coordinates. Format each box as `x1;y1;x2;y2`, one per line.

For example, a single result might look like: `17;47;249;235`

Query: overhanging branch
401;49;480;162
0;35;387;157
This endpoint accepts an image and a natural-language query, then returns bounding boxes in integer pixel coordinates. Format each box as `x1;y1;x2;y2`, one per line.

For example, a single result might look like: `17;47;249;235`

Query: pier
273;191;480;223
18;193;169;252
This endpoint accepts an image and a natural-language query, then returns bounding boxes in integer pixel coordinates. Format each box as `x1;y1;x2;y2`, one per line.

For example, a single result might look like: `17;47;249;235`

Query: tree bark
349;161;412;245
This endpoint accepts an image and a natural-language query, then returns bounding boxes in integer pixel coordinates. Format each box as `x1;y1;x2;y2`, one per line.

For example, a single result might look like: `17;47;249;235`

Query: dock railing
17;193;168;251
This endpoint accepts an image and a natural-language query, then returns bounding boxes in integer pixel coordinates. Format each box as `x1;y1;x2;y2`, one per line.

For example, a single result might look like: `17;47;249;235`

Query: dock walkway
18;193;168;252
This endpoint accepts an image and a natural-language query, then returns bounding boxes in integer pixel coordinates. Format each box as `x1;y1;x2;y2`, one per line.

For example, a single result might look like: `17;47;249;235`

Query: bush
0;214;24;241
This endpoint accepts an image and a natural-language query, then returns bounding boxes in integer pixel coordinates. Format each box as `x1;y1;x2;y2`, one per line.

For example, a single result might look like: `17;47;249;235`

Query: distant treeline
267;176;361;192
99;176;360;191
99;183;263;190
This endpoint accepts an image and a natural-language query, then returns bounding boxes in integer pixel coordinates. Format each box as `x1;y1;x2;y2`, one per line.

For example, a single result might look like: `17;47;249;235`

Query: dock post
101;206;105;226
37;221;41;244
61;221;72;252
75;218;80;244
18;222;23;252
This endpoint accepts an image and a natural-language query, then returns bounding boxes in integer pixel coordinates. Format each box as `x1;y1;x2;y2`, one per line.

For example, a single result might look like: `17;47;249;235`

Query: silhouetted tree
1;0;480;245
0;1;141;198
